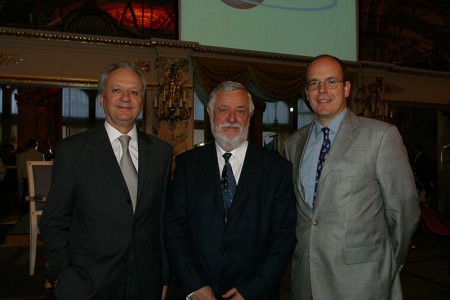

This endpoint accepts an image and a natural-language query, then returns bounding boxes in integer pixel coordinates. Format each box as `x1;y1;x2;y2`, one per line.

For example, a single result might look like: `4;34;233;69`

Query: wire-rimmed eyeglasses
307;78;344;90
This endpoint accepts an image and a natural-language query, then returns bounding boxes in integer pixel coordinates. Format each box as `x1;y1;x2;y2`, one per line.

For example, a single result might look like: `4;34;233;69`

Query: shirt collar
314;108;347;137
104;121;138;143
215;141;248;165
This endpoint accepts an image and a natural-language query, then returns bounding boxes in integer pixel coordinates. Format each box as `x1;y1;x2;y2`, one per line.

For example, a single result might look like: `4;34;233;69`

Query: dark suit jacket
164;142;296;300
40;125;173;300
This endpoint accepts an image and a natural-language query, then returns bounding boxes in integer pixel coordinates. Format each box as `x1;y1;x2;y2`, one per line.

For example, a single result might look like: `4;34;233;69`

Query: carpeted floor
1;213;450;299
0;214;55;300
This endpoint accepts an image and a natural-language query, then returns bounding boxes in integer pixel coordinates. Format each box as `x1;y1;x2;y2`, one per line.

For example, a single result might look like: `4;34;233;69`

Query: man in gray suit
40;62;173;299
284;54;420;300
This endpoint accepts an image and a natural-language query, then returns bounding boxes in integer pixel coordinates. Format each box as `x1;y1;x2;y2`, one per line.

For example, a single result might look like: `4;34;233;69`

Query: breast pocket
338;166;368;179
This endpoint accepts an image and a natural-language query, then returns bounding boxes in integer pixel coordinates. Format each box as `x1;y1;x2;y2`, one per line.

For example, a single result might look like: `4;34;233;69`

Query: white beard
211;121;249;150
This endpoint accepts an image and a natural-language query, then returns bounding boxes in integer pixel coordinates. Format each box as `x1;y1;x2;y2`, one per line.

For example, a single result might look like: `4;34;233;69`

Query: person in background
40;62;173;300
16;138;44;213
284;54;420;300
412;142;435;205
0;156;6;182
164;81;296;300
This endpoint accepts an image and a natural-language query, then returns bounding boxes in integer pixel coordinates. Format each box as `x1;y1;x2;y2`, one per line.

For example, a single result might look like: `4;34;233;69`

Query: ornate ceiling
0;0;448;72
0;0;178;39
359;0;450;71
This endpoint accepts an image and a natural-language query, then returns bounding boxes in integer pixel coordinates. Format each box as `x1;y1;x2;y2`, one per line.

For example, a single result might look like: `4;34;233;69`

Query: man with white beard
164;81;297;300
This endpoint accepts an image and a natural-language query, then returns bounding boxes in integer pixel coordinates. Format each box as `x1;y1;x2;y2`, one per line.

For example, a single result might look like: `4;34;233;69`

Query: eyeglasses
307;78;343;90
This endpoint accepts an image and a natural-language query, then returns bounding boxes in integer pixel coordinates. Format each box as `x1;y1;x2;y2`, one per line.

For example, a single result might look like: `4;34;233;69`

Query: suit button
123;258;129;264
221;249;227;255
312;219;318;226
132;227;136;233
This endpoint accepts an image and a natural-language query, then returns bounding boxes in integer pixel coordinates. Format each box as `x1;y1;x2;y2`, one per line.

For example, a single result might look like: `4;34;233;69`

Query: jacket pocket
70;251;98;267
338;166;367;178
343;243;383;264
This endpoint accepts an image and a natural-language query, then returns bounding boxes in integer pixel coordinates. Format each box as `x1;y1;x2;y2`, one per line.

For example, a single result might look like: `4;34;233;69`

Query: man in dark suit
40;62;173;300
285;54;420;299
164;81;296;300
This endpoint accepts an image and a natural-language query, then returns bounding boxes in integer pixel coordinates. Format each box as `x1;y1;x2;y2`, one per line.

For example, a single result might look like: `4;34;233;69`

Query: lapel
228;143;264;218
315;110;361;212
317;111;362;188
198;143;224;217
136;130;153;206
88;126;129;195
293;124;313;203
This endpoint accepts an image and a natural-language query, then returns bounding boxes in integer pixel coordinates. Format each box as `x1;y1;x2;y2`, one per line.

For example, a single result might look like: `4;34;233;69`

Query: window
263;101;289;126
193;93;205;121
63;88;89;119
11;89;18;115
297;98;313;129
95;94;105;120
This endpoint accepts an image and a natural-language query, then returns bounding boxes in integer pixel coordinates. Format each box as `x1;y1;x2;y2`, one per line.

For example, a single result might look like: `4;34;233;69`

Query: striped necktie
118;135;138;213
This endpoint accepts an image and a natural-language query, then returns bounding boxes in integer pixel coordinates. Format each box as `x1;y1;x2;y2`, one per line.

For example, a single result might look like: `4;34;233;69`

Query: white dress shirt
215;141;248;184
104;121;138;171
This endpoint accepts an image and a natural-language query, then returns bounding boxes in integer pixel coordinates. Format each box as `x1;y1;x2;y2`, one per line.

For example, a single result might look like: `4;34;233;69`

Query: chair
26;160;53;276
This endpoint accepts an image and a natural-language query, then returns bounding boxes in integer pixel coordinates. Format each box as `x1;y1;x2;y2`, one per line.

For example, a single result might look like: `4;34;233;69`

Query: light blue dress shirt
300;109;347;208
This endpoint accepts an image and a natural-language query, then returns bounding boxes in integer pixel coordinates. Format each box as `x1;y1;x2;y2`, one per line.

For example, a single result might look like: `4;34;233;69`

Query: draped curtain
192;57;306;104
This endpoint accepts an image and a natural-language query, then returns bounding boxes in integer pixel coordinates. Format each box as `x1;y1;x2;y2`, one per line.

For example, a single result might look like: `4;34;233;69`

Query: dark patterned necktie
118;135;138;213
313;127;331;210
221;152;236;211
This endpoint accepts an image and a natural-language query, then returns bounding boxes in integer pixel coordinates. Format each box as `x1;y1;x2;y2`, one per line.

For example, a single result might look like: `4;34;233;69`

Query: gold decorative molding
0;27;151;47
384;81;406;95
355;61;450;79
1;28;449;79
135;60;152;79
0;74;97;87
0;74;160;88
0;51;23;65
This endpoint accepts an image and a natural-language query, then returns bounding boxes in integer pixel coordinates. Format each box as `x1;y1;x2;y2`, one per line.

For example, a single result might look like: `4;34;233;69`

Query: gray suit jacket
284;110;420;300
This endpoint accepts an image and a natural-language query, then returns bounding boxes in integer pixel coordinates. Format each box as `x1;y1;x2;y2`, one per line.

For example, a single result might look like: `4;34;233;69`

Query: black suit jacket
40;125;173;300
164;142;296;300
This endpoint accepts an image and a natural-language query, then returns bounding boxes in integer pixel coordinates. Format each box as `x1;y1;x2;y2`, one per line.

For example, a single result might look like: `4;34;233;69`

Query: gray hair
98;62;146;98
207;81;255;115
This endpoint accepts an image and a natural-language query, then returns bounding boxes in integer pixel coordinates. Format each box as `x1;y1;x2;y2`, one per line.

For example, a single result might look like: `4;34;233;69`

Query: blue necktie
221;153;236;211
313;127;331;210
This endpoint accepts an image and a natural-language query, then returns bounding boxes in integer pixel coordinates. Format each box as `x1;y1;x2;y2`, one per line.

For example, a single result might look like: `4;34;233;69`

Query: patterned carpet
0;213;55;299
1;214;450;299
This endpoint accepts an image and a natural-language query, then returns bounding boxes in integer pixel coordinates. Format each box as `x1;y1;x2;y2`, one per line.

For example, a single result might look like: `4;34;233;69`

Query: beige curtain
192;57;306;104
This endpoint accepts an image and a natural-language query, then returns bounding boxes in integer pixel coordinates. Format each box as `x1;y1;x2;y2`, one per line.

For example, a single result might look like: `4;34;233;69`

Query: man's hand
222;288;244;300
191;285;216;300
161;285;168;300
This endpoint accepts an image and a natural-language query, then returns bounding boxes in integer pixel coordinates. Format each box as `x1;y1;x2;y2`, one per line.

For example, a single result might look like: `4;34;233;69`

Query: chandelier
357;76;394;122
153;59;192;126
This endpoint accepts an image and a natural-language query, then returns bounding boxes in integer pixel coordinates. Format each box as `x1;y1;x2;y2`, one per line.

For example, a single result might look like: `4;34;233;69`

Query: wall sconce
154;59;192;126
356;76;395;122
135;60;152;77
